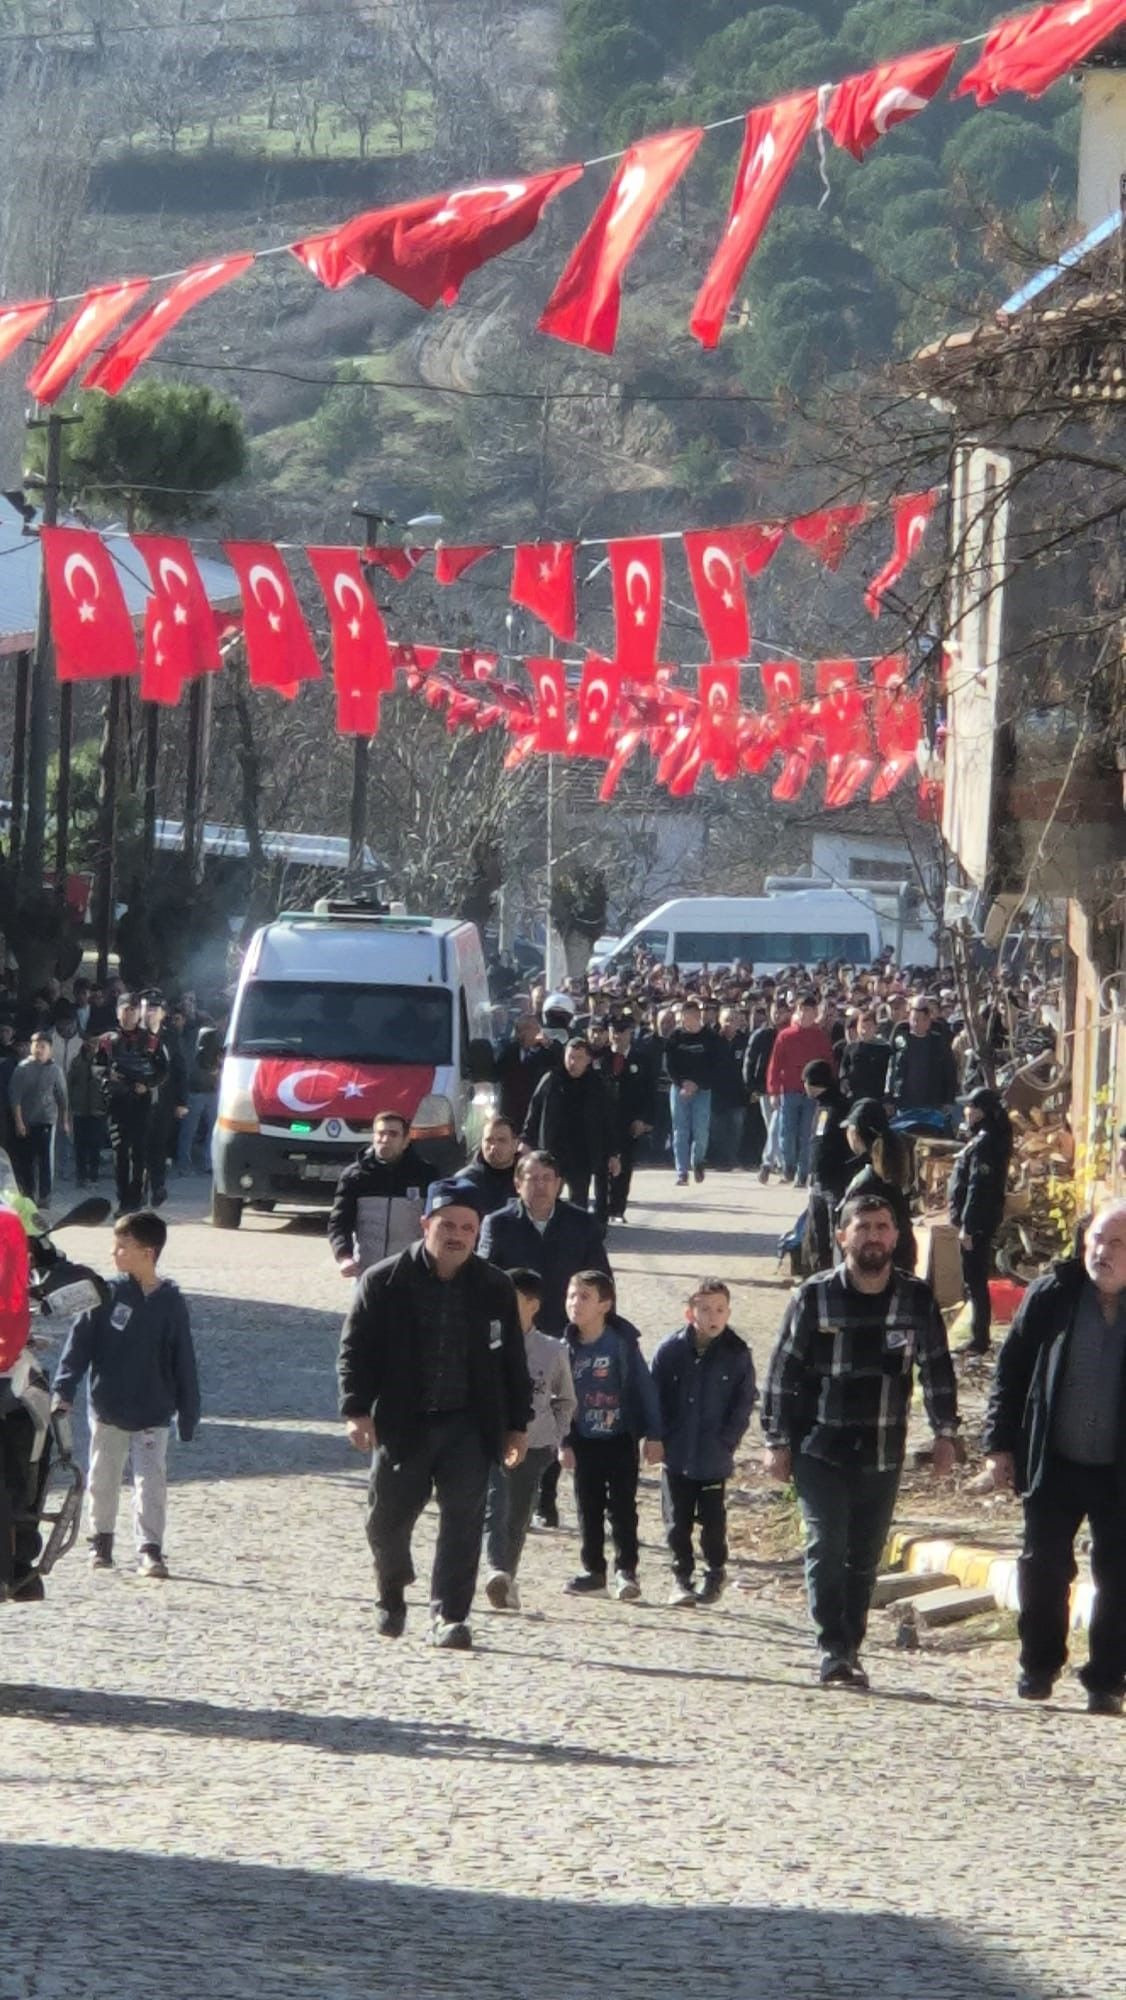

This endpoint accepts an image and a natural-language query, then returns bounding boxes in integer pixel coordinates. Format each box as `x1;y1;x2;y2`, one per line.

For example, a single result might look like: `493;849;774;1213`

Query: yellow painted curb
886;1530;1092;1632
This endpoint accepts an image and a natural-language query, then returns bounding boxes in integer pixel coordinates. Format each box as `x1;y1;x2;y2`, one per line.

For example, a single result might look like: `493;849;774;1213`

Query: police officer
96;993;169;1216
141;993;187;1208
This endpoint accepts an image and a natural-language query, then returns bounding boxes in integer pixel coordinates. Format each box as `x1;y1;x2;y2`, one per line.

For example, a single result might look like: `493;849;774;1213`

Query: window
848;858;908;883
234;983;452;1065
634;929;670;957
673;930;875;964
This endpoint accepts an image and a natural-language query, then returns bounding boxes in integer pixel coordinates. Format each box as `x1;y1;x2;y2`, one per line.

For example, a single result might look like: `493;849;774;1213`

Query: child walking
52;1209;199;1579
651;1278;756;1606
561;1270;662;1602
482;1268;576;1612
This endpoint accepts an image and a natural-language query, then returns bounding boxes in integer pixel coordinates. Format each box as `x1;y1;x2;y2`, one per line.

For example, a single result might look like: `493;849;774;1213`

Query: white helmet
542;991;576;1042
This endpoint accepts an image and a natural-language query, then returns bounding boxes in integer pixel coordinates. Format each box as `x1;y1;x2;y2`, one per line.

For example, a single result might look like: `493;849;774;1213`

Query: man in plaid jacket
763;1191;959;1689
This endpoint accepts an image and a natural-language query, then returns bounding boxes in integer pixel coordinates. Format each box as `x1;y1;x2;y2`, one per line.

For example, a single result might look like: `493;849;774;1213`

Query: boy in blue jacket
560;1270;662;1602
53;1209;199;1580
651;1278;756;1606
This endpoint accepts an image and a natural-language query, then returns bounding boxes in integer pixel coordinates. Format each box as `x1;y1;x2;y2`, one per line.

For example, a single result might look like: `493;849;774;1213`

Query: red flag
326;169;585;311
773;750;813;802
459;649;499;683
690;93;818;350
824;751;876;809
825;44;958;159
26;279;150;406
789;504;869;571
609;538;663;681
0;298;51;366
40;527;139;682
307;546;393;736
814;659;867;757
572;656;622;755
511;541;576;640
954;0;1126;104
132;535;224;704
667;730;704;796
864;490;938;616
698;663;741;775
871;653;922;799
392;642;442;687
598;726;642;801
434;544;498;584
539;129;704;355
290;226;364;289
760;659;804;712
363;546;427;582
734;521;786;575
683;531;751;662
223;542;322;698
527;656;569;752
83;255;255;396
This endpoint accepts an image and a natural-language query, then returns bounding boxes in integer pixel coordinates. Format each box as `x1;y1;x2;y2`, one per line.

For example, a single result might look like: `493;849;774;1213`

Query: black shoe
1086;1690;1124;1717
88;1532;115;1570
1017;1673;1054;1701
956;1339;991;1357
430;1618;472;1650
693;1164;705;1183
565;1571;607;1595
819;1652;855;1687
11;1569;46;1602
151;1186;167;1207
848;1655;870;1691
376;1595;406;1638
696;1569;726;1606
138;1545;169;1579
675;1173;688;1186
533;1503;559;1530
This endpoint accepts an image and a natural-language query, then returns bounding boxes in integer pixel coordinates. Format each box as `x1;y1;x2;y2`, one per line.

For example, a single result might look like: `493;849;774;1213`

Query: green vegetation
33;383;247;527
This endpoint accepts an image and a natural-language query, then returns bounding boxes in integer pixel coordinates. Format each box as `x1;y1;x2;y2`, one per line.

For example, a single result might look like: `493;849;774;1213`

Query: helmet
542;992;576;1042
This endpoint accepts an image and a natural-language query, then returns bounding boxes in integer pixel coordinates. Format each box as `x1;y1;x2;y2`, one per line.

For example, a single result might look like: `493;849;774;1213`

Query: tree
49;382;247;525
552;865;609;976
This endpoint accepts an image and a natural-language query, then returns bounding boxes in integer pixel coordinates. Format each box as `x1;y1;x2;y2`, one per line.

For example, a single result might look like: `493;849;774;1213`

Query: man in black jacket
886;997;957;1122
522;1037;619;1220
604;1013;656;1222
95;994;169;1216
838;1008;892;1104
455;1114;519;1218
142;994;187;1207
984;1200;1126;1713
338;1180;532;1649
328;1111;435;1278
494;1013;559;1131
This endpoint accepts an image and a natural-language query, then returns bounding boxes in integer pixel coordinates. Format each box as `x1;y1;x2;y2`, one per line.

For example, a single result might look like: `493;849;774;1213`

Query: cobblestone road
2;1170;1121;2000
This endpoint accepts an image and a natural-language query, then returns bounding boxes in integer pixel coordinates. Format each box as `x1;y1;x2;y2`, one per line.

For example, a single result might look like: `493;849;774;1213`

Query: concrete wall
1078;65;1126;230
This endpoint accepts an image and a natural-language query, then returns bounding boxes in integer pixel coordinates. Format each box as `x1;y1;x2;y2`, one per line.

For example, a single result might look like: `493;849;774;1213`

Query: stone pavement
2;1169;1122;2000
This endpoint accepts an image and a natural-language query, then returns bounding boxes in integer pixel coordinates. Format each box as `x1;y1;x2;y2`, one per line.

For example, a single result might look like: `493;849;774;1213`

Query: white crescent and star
276;1070;340;1115
248;561;287;634
333;571;368;641
608;161;649;235
624;558;654;628
64;551;101;623
872;86;928;134
701;543;738;610
433;181;528;226
905;512;929;556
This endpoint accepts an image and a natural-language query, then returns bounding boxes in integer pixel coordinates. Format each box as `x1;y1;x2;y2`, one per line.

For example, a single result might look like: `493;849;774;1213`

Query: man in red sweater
765;995;835;1186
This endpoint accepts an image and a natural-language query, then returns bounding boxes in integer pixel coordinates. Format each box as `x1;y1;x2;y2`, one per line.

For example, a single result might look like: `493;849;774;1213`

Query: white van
211;905;495;1229
593;893;882;976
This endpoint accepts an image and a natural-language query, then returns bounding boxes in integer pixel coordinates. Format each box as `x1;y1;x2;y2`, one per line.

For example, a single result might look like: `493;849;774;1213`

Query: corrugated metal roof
0;496;239;655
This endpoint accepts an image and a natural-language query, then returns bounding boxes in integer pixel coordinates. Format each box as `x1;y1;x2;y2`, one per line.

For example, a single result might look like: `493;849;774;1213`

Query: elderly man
338;1180;531;1650
985;1199;1126;1714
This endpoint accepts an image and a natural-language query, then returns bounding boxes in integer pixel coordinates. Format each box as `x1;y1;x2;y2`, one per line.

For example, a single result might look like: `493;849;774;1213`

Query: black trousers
109;1106;150;1211
366;1413;491;1624
608;1134;636;1218
145;1098;176;1198
1019;1456;1126;1694
806;1190;836;1274
0;1399;46;1590
662;1468;728;1578
960;1234;993;1348
11;1124;52;1205
743;1100;766;1168
572;1431;640;1577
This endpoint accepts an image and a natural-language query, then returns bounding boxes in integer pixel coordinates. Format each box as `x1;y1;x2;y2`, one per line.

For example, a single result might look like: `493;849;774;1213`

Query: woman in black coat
948;1086;1013;1355
840;1098;917;1274
803;1059;852;1272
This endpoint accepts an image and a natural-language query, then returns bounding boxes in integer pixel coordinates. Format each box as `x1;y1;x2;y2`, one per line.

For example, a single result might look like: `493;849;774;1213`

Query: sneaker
818;1652;855;1687
88;1533;114;1570
376;1594;406;1639
1086;1690;1124;1717
795;1175;808;1189
693;1164;705;1183
675;1173;688;1187
564;1571;607;1595
756;1166;770;1184
848;1655;871;1691
613;1570;641;1602
1017;1672;1054;1701
667;1578;696;1607
506;1576;522;1613
485;1570;513;1611
696;1569;726;1606
430;1618;472;1650
532;1501;559;1530
137;1545;169;1580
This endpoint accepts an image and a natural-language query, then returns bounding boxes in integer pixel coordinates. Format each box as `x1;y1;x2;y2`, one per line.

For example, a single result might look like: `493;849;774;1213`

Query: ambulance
211;904;495;1229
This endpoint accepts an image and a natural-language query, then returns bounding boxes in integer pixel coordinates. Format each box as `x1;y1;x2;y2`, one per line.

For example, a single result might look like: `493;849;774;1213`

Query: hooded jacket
327;1143;435;1272
54;1274;199;1438
651;1324;756;1481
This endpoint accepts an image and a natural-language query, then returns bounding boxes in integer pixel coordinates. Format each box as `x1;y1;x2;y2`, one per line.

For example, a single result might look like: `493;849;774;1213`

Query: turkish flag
133;535;224;704
434;544;498;584
527;656;569;751
0;298;50;366
954;0;1126;104
814;659;867;756
511;541;576;640
83;255;255;395
872;653;922;799
40;527;140;682
825;44;957;159
789;504;869;571
573;656;622;755
773;750;813;802
223;542;323;697
392;642;442;687
598;726;642;801
760;659;805;711
655;716;698;789
307;546;393;736
698;663;741;775
539;128;704;355
459;649;499;683
290;226;365;289
609;538;663;680
824;752;876;809
734;521;786;575
363;546;427;583
690;93;818;350
684;531;751;662
26;278;150;405
864;490;938;615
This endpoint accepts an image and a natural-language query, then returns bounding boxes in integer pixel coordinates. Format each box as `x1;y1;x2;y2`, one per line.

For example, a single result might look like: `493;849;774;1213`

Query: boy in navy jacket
560;1270;662;1602
651;1279;756;1605
53;1209;199;1579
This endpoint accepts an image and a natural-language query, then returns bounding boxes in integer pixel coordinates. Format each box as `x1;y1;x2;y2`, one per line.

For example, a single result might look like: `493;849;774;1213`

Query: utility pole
347;500;388;892
21;410;65;900
8;651;30;879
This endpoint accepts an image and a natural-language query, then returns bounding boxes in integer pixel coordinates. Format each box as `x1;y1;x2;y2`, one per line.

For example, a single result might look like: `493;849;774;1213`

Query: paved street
2;1170;1121;2000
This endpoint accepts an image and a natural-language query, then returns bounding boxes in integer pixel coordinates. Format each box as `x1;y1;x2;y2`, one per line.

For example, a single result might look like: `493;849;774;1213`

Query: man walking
763;1191;958;1688
886;996;958;1126
708;1006;748;1173
95;994;168;1218
984;1199;1126;1713
522;1036;619;1221
605;1012;656;1222
745;996;789;1180
666;998;717;1187
338;1181;531;1649
765;994;834;1187
328;1109;435;1278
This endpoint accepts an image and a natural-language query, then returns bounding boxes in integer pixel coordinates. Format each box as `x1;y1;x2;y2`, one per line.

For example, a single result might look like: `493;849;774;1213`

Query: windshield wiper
237;1037;304;1053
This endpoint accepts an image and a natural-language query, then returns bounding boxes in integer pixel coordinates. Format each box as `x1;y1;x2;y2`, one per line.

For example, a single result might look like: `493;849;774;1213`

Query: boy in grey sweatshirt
9;1029;69;1206
482;1268;576;1612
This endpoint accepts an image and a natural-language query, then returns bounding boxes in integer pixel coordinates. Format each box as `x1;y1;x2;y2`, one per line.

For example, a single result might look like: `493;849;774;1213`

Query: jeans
177;1090;217;1170
73;1113;107;1183
87;1417;170;1551
662;1468;727;1578
366;1414;491;1624
1018;1456;1126;1694
671;1088;711;1177
792;1451;902;1657
960;1235;993;1348
708;1106;745;1171
13;1123;53;1204
483;1443;555;1577
572;1431;640;1577
779;1092;817;1180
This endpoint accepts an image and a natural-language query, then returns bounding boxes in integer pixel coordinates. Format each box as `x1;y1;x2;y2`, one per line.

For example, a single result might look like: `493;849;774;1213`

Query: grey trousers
366;1414;491;1624
483;1443;555;1577
88;1416;169;1550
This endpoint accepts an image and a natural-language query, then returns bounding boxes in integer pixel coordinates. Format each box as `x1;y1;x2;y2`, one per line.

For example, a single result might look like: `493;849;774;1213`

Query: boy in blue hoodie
560;1269;662;1602
651;1278;756;1606
53;1209;199;1580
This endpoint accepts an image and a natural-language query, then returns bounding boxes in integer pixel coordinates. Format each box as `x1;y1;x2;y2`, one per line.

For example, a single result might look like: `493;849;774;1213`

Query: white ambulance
211;904;495;1229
